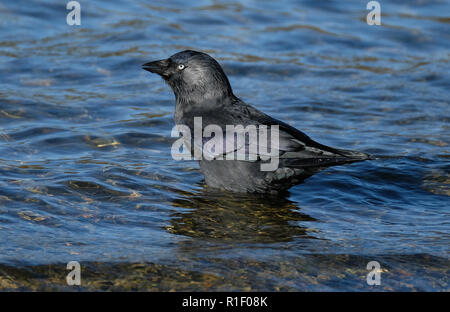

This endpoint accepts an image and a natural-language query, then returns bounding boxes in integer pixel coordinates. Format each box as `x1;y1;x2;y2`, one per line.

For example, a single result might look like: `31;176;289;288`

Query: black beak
142;59;169;76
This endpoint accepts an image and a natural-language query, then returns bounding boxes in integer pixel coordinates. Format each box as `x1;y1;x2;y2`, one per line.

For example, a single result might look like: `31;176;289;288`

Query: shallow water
0;0;449;291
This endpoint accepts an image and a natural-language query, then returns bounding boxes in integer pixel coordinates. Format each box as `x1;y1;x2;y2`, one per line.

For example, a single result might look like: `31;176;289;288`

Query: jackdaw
143;50;371;193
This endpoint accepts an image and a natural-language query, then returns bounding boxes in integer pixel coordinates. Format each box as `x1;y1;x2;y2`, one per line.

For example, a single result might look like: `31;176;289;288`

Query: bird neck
174;92;235;123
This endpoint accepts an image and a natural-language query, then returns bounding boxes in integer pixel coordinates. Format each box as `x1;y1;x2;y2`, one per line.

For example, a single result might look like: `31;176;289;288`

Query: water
0;0;449;291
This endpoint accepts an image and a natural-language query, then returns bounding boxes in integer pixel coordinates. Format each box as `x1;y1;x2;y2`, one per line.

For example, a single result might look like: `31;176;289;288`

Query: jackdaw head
143;50;233;105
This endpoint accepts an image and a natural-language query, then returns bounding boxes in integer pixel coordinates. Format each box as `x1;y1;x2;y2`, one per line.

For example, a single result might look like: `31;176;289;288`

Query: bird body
143;50;370;193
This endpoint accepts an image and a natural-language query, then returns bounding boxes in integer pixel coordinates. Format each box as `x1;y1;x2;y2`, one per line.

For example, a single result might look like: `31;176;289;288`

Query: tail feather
282;149;371;169
334;148;372;160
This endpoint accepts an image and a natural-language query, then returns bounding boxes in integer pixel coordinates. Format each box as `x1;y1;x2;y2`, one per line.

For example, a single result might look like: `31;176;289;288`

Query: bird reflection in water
166;187;319;243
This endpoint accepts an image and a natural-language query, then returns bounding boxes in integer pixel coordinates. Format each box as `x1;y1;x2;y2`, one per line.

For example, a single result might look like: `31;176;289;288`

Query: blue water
0;0;448;291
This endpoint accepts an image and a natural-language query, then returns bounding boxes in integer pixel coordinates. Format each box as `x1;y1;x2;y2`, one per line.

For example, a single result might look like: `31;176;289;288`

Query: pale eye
178;64;185;70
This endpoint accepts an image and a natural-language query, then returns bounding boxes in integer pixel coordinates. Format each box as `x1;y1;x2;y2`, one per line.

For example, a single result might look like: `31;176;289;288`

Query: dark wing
234;100;371;168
